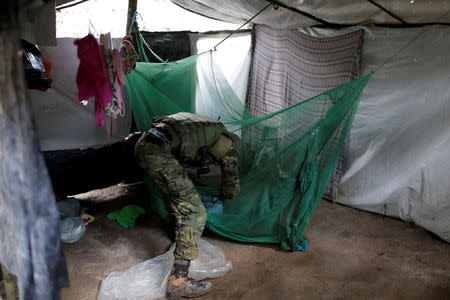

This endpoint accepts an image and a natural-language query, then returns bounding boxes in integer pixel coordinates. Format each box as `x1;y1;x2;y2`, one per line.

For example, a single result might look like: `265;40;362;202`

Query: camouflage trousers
135;135;206;261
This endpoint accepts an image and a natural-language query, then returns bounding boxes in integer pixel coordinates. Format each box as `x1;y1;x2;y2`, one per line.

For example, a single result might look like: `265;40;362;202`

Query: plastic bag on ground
98;239;232;300
189;239;231;281
56;197;80;219
60;217;86;243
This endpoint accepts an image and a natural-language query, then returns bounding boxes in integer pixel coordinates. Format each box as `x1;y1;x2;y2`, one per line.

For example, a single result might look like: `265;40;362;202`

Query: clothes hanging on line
99;33;127;137
75;33;131;137
74;34;113;127
120;36;139;74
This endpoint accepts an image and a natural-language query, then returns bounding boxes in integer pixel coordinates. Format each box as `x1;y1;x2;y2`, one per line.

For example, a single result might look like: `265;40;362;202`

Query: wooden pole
126;0;138;35
0;2;26;298
0;0;27;124
1;1;67;299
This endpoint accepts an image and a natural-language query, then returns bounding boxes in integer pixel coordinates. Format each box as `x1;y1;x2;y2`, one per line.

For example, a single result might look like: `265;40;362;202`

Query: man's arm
217;142;240;199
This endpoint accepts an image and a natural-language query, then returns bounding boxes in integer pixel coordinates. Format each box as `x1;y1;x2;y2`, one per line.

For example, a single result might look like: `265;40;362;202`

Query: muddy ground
60;184;450;300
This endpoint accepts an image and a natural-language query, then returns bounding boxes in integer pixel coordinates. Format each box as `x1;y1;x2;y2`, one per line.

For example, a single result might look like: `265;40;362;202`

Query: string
88;19;99;37
126;3;276;62
212;2;277;51
371;9;449;74
128;11;166;63
128;11;143;37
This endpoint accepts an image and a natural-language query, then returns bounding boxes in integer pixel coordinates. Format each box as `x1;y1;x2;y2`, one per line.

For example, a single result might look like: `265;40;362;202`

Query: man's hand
222;177;240;199
219;142;240;199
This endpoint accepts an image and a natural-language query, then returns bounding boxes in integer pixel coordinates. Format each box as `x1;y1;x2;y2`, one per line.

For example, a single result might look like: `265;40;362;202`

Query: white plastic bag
98;239;232;300
60;217;86;243
189;239;231;281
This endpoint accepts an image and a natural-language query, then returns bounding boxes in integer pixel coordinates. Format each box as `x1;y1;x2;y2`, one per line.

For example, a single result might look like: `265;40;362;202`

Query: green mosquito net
125;41;370;250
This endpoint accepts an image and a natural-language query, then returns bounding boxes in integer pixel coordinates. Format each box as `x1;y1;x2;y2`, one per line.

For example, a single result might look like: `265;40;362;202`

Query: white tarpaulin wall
190;32;252;104
170;0;450;27
298;25;450;242
30;34;250;151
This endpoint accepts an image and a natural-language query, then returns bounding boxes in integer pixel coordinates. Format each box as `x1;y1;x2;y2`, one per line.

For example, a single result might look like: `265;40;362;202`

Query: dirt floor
60;184;450;300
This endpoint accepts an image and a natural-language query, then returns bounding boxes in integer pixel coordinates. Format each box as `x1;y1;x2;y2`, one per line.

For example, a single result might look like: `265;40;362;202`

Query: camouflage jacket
153;112;239;163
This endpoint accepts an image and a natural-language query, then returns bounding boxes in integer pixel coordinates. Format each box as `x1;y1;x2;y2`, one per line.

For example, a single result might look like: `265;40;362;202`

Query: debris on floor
98;239;232;300
57;197;95;243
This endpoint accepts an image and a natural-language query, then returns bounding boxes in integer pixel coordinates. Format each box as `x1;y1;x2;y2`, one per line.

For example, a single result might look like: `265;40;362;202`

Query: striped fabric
246;25;364;201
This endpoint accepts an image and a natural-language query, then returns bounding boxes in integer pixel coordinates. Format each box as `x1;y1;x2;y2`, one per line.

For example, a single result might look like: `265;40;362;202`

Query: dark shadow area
43;135;143;200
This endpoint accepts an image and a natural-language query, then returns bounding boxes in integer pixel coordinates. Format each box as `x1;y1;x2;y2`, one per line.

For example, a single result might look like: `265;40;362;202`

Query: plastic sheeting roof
169;0;450;28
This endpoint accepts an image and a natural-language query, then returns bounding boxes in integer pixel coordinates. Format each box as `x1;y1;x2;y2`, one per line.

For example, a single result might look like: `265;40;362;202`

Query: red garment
122;35;134;44
74;34;112;126
38;59;53;92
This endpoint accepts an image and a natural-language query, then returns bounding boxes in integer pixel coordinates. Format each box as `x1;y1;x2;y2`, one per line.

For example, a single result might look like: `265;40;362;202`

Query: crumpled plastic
22;39;51;89
56;197;80;219
98;238;232;300
60;217;86;244
56;197;86;243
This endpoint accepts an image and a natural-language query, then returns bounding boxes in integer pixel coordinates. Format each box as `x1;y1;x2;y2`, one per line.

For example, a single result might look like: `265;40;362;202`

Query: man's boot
167;259;213;300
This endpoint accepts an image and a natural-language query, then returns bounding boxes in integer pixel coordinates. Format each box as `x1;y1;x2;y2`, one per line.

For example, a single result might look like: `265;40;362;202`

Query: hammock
125;33;371;249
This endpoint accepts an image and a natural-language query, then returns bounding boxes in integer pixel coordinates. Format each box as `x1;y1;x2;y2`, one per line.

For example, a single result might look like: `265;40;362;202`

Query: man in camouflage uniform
134;112;240;300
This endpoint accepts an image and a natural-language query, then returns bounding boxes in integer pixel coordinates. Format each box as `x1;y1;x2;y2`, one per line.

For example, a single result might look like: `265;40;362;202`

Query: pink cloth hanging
74;34;112;127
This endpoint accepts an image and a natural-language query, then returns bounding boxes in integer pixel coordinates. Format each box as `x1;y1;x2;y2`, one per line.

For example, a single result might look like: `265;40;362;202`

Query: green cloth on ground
107;205;146;228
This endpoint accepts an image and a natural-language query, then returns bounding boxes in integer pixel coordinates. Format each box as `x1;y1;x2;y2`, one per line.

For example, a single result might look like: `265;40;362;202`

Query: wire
270;0;332;26
371;9;449;74
56;0;91;11
365;0;407;25
212;2;275;51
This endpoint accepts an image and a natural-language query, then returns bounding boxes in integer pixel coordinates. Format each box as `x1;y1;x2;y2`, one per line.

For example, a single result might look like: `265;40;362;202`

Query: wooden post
126;0;138;35
1;1;67;299
0;3;25;298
